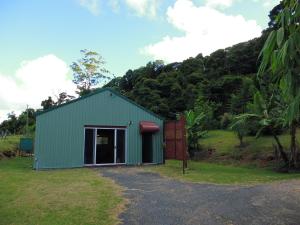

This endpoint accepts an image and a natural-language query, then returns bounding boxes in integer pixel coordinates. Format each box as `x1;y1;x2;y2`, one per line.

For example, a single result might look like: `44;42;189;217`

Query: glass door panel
96;129;114;164
116;130;125;163
84;129;94;164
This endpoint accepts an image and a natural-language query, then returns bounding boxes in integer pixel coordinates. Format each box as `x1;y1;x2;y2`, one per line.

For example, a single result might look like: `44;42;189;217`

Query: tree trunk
272;133;288;163
289;121;298;169
237;132;243;147
238;133;243;147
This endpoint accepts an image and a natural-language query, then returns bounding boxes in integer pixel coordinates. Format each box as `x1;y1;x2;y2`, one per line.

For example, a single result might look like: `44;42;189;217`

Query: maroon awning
139;121;160;133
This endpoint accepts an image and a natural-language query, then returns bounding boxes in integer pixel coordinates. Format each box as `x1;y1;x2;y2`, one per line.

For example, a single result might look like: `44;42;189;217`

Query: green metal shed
34;88;164;169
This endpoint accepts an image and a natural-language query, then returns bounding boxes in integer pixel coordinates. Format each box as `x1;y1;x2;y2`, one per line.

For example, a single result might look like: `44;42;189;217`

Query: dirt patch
2;150;16;158
0;150;17;160
0;152;3;160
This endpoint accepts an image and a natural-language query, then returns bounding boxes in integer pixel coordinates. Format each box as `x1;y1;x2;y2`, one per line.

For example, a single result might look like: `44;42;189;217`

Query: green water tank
20;138;33;153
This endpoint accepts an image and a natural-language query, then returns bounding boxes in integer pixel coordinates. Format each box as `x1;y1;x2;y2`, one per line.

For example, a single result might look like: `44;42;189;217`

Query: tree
7;112;17;134
55;92;75;105
41;92;75;110
232;91;288;163
41;97;55;110
258;0;300;168
230;117;249;147
194;96;220;130
230;77;256;115
250;91;288;163
0;108;36;135
17;108;36;134
184;110;207;155
268;1;284;29
71;49;110;96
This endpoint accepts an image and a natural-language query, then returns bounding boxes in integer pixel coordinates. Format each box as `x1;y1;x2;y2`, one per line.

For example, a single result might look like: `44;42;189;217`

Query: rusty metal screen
164;116;187;160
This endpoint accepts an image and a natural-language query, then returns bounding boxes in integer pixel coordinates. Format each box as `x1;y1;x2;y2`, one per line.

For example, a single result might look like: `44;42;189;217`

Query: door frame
142;133;154;164
83;126;127;166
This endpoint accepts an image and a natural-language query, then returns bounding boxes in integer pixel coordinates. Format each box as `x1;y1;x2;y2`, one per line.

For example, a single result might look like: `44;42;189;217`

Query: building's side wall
34;90;163;169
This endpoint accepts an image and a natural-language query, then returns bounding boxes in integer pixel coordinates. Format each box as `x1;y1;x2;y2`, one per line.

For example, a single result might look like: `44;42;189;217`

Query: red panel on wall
140;121;160;133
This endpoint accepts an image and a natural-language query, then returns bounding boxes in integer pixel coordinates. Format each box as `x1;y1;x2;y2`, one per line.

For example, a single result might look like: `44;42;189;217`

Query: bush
194;97;220;130
220;113;232;129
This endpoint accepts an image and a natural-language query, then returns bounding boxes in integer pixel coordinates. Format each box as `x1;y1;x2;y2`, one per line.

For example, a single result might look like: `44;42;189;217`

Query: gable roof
36;88;164;120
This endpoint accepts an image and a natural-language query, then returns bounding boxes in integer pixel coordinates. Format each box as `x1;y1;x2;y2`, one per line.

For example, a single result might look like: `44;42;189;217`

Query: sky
0;0;279;122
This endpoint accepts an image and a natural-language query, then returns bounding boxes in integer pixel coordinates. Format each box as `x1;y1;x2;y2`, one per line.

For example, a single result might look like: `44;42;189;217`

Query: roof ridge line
36;88;164;120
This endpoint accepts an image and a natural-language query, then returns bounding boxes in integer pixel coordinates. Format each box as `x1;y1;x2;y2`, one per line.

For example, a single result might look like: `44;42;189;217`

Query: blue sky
0;0;279;121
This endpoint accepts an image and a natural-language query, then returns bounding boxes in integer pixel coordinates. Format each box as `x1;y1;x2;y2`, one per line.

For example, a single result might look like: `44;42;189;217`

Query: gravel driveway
100;167;300;225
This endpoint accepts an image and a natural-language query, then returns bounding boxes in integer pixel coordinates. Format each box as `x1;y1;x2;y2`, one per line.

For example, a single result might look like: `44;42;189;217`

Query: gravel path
100;167;300;225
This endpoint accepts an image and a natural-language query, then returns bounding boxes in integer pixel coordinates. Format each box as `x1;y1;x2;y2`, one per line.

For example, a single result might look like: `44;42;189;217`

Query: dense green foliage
184;111;207;154
104;35;266;122
258;0;300;168
0;110;35;135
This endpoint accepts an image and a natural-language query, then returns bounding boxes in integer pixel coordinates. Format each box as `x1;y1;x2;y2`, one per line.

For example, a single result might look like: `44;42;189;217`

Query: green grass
148;160;300;185
199;130;295;163
0;157;124;225
0;135;21;152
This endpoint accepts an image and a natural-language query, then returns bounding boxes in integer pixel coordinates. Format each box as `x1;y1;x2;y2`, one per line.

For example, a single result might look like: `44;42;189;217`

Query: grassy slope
0;135;21;152
0;158;124;225
199;130;294;164
149;160;300;185
147;130;300;185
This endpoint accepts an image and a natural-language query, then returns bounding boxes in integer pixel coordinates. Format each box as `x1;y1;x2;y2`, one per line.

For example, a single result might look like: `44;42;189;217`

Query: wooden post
26;105;29;137
180;115;187;174
174;121;177;159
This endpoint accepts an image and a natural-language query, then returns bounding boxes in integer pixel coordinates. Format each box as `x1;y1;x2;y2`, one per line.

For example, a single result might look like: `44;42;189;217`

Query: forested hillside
103;3;282;126
105;33;267;124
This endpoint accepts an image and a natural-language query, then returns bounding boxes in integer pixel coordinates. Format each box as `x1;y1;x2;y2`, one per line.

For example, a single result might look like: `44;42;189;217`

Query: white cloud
206;0;278;9
78;0;160;18
109;0;120;13
79;0;100;15
254;0;278;8
0;55;76;122
124;0;161;18
205;0;234;8
142;0;262;62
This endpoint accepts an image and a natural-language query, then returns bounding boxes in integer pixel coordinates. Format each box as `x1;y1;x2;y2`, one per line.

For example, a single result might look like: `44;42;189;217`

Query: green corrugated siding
34;89;164;169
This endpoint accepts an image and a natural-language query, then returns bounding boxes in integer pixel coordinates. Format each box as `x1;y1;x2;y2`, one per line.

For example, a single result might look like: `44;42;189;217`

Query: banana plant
231;91;288;163
185;110;207;154
258;0;300;168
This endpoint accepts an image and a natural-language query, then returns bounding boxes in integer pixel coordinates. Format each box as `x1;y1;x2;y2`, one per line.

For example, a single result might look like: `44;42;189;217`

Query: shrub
220;113;233;129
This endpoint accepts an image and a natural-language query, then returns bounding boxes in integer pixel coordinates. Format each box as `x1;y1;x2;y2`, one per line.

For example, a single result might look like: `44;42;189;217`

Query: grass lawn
199;130;296;163
0;157;124;225
148;160;300;185
0;135;21;152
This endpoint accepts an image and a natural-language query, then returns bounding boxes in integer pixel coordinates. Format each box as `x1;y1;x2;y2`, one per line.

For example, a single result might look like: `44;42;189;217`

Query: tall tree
7;112;17;134
71;49;110;96
259;0;300;168
268;1;284;29
41;96;55;110
55;92;75;105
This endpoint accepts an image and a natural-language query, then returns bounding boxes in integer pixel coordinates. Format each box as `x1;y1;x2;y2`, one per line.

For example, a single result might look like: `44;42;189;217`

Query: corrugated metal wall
34;89;164;169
